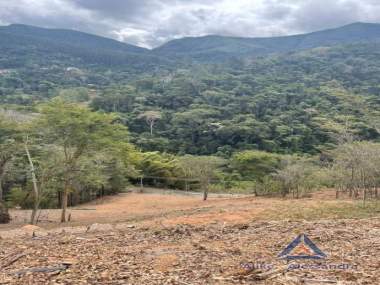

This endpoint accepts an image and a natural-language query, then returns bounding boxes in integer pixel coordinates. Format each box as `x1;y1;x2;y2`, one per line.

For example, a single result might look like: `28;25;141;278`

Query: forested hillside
0;24;171;80
1;23;380;217
1;23;380;155
3;40;378;155
94;43;379;155
154;22;380;62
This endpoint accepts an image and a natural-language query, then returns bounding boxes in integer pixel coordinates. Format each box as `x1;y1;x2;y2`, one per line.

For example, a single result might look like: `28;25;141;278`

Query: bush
254;177;283;196
6;187;31;209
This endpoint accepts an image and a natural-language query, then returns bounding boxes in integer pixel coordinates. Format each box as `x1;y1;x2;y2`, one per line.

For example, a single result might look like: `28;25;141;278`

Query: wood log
1;253;26;269
13;264;70;276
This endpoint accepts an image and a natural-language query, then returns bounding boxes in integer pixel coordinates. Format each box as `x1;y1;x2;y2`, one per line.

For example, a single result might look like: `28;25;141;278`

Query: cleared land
0;190;379;284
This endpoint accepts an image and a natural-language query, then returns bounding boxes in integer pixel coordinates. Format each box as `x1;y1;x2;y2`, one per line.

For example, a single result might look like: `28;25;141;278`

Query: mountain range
1;22;380;66
1;22;380;155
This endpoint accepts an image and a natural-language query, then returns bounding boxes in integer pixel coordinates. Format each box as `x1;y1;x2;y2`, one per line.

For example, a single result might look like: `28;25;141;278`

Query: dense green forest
2;43;379;155
1;23;380;222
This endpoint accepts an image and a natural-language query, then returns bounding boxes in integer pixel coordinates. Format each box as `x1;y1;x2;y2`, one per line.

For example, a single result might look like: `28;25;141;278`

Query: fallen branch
1;253;26;269
71;208;96;211
13;264;70;277
276;276;338;284
301;278;337;284
213;276;234;281
248;266;288;281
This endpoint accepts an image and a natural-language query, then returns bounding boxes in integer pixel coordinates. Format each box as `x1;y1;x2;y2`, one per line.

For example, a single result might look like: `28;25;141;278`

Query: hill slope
1;23;380;155
154;22;380;61
0;24;168;68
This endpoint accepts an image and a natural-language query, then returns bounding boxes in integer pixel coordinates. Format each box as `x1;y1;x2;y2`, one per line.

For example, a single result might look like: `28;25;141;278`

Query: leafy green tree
138;152;179;178
35;99;134;222
178;155;225;200
0;115;17;202
230;150;280;182
0;115;16;223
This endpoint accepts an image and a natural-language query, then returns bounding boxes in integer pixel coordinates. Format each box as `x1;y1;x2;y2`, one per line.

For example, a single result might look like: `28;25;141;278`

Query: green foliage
2;23;380;206
138;152;179;178
58;87;89;102
6;187;28;208
0;100;139;211
2;24;380;156
230;150;281;181
178;155;226;180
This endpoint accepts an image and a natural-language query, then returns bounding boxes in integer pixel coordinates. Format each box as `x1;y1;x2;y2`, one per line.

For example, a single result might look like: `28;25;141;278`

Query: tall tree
179;155;225;200
138;111;161;135
36;99;132;222
0;114;18;223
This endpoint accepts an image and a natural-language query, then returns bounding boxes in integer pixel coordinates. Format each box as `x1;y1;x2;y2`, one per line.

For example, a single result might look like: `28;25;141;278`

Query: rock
115;223;136;231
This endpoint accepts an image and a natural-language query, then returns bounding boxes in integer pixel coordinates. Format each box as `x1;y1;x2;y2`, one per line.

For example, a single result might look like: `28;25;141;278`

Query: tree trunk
335;186;340;199
0;176;3;202
24;137;39;225
150;122;153;135
0;158;11;202
203;180;209;201
139;177;144;193
203;188;208;201
61;186;68;223
0;201;10;223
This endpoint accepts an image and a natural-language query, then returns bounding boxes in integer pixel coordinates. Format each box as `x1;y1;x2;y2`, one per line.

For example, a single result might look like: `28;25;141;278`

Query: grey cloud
288;0;362;32
68;0;161;23
1;0;380;48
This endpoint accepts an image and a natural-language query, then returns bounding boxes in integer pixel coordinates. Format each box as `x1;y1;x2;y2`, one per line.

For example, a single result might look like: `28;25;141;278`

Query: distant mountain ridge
0;24;167;68
1;24;148;54
1;22;380;66
154;22;380;61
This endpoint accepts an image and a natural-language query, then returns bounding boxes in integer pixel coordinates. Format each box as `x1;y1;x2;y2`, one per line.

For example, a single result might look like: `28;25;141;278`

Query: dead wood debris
0;218;378;284
0;253;26;269
13;264;70;277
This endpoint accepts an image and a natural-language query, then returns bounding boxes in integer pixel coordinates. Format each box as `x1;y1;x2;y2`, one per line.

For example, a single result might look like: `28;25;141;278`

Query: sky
0;0;380;48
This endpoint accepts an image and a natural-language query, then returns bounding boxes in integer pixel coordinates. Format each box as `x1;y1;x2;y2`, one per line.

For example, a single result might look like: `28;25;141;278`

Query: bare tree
330;142;380;204
24;135;40;225
273;156;321;198
138;111;161;135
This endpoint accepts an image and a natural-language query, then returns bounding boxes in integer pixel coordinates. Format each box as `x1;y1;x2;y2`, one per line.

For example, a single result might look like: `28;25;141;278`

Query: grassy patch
261;200;380;220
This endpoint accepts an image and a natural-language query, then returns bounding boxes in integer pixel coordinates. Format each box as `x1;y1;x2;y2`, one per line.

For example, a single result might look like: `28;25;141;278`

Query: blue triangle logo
278;234;327;260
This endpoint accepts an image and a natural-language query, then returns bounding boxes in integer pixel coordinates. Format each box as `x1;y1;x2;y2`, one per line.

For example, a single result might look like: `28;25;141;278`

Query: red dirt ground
1;189;361;230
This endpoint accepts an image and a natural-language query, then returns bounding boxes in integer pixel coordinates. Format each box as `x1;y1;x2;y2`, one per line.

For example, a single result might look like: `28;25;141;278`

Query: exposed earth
0;190;379;284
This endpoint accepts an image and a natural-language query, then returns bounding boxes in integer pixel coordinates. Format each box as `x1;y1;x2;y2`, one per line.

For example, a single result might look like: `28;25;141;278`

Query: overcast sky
0;0;380;48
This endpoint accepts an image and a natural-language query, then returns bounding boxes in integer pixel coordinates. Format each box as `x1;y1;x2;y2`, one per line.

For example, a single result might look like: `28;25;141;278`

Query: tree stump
0;202;10;223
